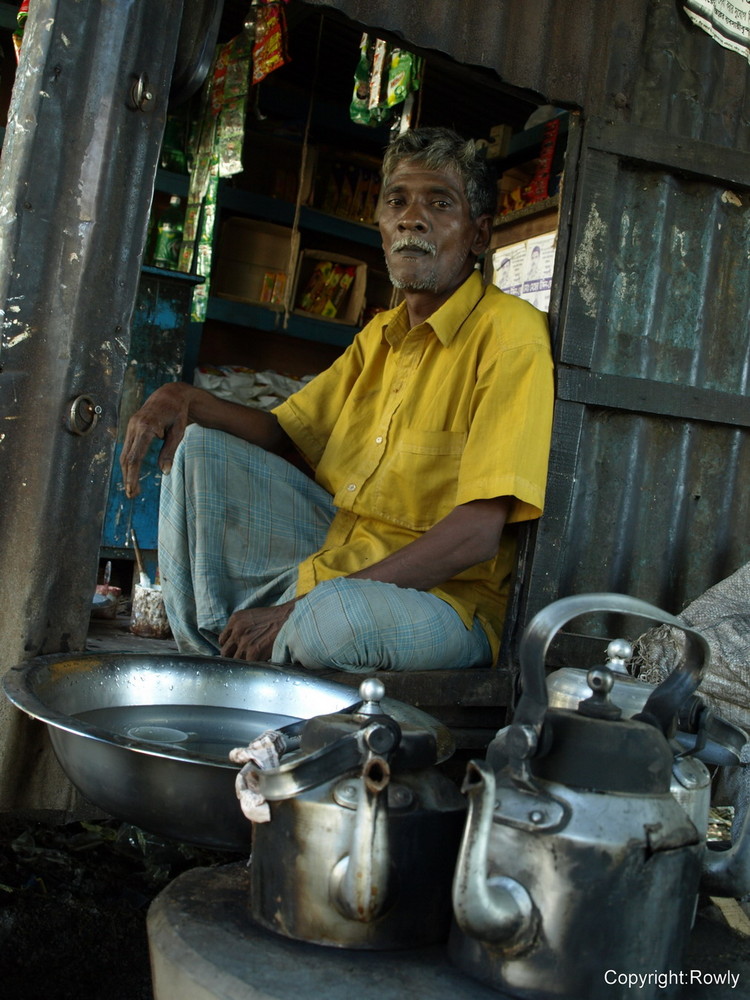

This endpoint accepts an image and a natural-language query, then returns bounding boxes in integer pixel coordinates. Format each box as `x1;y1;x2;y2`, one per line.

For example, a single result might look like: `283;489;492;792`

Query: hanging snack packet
367;38;393;124
368;39;388;111
252;0;291;85
386;49;421;108
350;33;374;125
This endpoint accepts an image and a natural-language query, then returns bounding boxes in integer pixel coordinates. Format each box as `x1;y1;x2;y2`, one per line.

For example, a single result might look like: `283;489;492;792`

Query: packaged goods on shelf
497;119;562;217
293;251;366;325
259;271;287;304
213;217;293;306
316;154;381;223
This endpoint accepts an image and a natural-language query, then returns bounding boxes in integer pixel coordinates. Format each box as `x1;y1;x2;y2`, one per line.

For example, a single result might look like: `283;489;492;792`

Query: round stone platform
147;863;749;1000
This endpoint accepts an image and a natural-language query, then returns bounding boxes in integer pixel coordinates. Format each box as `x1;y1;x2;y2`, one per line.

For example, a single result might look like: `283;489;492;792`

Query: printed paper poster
492;231;557;312
684;1;750;62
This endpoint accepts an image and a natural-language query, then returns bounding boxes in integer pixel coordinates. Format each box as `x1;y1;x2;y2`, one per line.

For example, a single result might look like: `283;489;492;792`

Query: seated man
120;126;554;672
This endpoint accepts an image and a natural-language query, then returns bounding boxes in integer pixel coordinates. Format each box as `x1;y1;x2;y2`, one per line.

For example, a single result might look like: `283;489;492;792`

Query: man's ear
471;214;493;256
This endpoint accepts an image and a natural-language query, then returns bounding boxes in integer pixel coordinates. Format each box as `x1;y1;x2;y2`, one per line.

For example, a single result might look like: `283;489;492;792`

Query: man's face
379;162;491;302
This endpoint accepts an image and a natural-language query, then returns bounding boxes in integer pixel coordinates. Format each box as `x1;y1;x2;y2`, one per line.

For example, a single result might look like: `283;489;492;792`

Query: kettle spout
453;759;537;950
330;755;392;923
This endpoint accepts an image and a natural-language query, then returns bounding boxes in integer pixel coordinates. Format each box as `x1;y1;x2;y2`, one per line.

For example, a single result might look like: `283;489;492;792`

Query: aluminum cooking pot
248;678;466;950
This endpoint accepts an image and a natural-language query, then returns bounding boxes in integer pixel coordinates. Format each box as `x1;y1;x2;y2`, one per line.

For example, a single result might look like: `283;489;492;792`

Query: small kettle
450;593;750;1000
546;634;747;840
248;678;466;950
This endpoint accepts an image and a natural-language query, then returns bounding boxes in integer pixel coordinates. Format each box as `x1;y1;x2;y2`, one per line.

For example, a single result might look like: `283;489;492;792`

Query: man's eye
432;200;451;209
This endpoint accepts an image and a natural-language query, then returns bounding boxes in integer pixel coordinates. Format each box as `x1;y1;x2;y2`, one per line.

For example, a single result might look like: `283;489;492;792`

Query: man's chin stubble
385;264;438;292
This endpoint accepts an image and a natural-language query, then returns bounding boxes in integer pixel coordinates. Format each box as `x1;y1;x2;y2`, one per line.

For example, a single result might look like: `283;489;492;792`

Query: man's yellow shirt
273;270;554;662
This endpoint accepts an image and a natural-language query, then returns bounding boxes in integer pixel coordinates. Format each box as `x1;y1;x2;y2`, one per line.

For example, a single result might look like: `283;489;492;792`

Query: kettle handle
513;593;710;738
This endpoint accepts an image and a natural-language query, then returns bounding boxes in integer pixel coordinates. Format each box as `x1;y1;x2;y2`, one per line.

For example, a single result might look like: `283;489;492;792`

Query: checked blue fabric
158;424;491;671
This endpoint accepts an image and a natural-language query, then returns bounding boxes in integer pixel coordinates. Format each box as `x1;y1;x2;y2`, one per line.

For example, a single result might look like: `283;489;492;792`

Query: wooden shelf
155;168;190;198
156;171;381;250
206;296;357;348
494;194;560;228
219;187;382;249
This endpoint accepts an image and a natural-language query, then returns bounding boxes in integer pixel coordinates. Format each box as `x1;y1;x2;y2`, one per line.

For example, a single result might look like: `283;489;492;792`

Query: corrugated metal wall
308;0;749;147
538;126;750;617
310;0;750;654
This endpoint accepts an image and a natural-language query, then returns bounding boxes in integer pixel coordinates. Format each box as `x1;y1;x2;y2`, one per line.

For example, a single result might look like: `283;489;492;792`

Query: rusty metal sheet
0;0;187;812
515;112;750;655
534;405;750;609
559;141;750;394
305;0;750;150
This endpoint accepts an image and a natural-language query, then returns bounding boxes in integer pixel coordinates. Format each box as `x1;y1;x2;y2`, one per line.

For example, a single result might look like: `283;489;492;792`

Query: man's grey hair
381;127;497;220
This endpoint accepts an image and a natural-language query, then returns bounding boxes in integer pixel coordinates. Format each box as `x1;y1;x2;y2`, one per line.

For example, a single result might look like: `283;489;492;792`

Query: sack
633;562;750;733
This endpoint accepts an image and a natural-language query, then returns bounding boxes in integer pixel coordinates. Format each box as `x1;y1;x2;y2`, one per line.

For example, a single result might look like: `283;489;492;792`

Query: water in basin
75;704;299;762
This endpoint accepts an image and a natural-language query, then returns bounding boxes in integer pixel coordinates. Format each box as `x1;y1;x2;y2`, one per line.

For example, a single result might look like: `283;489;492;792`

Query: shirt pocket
373;428;468;530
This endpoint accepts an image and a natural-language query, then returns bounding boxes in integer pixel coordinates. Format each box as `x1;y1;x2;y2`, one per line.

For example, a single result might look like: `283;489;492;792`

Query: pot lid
300;678;442;771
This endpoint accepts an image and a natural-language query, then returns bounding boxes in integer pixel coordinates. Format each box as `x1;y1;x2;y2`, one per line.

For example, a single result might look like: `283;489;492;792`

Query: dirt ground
0;811;243;1000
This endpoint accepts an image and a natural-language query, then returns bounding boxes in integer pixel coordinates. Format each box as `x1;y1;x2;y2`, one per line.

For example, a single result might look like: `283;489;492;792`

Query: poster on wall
492;232;557;313
683;1;750;63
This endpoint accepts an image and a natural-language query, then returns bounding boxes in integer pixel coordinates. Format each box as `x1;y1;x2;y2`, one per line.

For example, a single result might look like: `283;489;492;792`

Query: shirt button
347;483;357;491
375;436;383;444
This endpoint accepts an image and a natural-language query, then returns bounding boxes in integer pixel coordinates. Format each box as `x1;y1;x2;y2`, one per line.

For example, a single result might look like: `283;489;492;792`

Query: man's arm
348;496;511;591
218;496;511;660
120;381;292;498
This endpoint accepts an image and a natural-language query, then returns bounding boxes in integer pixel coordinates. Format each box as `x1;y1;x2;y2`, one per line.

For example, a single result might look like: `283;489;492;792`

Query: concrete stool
147;862;504;1000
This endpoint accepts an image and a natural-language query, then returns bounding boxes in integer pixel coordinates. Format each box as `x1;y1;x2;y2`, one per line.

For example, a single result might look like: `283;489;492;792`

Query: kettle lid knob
606;638;633;675
358;677;386;715
577;665;623;720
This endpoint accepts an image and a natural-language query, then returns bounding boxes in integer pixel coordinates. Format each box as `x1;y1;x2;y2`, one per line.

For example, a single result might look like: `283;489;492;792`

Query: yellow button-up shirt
273;270;554;660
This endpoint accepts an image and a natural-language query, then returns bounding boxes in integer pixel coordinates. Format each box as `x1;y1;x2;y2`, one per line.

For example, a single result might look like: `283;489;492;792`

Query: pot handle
255;719;399;801
513;593;711;740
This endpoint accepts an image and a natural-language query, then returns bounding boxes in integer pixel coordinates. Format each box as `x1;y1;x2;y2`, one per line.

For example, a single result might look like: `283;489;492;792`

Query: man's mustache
389;236;437;256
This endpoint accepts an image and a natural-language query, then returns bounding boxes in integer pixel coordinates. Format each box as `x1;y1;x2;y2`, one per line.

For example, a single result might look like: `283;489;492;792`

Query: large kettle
450;594;750;1000
247;678;466;949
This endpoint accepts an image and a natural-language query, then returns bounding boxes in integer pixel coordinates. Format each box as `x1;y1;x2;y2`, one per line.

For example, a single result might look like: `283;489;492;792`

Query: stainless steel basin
3;652;454;851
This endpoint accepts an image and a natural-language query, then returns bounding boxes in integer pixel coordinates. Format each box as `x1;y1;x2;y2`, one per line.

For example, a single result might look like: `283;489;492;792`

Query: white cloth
229;729;285;824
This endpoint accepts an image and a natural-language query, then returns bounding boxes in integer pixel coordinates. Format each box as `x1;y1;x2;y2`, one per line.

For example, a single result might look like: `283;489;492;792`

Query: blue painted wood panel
101;268;201;558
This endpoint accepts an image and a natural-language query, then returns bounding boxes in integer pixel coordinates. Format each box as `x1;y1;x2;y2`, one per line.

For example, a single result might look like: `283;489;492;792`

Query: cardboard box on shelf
213;218;294;305
293;250;367;326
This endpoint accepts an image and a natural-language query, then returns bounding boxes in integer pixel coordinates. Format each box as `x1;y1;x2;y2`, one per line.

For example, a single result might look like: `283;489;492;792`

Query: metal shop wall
313;0;750;658
0;0;185;811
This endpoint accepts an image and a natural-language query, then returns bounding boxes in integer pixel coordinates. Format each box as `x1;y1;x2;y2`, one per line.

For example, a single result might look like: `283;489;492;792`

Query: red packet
253;1;291;85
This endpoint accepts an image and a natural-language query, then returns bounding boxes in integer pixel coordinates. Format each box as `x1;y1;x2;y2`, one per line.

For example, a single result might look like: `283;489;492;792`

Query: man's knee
275;580;376;671
274;578;492;672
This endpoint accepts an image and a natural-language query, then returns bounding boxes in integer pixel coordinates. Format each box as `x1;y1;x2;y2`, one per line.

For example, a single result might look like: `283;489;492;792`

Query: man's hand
120;382;292;500
120;382;196;499
219;601;297;661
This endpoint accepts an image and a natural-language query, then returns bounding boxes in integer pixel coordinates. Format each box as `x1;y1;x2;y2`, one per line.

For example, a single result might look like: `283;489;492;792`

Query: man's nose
397;210;428;232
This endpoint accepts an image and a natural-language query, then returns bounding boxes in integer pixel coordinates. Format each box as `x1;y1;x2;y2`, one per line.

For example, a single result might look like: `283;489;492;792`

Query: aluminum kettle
248;678;466;949
546;635;748;841
450;593;749;1000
